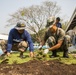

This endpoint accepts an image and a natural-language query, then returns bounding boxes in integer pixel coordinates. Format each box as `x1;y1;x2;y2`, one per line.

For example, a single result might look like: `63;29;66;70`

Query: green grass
47;52;76;65
34;50;76;65
0;50;76;65
0;51;33;64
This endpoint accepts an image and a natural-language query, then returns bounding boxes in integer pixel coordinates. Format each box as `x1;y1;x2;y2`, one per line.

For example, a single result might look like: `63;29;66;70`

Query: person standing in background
55;17;62;28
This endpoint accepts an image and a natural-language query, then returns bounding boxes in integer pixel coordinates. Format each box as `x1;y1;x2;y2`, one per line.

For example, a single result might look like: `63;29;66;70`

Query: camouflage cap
47;16;55;23
15;22;26;30
46;16;55;28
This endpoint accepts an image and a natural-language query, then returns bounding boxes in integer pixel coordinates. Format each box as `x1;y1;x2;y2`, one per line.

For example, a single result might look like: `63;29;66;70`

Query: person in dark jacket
55;17;62;28
2;22;34;58
46;16;62;28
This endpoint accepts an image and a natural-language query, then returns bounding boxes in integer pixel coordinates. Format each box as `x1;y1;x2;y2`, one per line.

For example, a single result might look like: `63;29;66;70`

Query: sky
0;0;76;34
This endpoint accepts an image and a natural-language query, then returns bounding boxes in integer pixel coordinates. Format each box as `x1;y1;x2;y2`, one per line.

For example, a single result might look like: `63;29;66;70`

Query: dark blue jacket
7;28;34;52
56;22;62;28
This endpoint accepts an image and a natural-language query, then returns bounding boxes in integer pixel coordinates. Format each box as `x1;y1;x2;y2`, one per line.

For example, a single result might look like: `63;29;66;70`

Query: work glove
38;45;42;50
43;49;49;54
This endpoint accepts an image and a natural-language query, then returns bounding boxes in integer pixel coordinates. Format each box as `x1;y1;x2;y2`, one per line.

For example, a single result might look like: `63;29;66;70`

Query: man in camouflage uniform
39;17;71;58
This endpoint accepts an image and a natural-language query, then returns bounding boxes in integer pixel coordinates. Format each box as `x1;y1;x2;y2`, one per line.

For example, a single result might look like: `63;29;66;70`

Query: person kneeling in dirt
1;22;34;58
39;24;71;58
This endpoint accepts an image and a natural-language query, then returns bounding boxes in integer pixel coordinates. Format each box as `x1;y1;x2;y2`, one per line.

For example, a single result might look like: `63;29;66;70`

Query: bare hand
30;52;34;57
7;52;10;56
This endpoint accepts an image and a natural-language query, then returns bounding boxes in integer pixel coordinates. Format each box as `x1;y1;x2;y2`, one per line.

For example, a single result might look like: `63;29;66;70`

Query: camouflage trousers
0;40;7;53
47;36;71;57
0;40;28;53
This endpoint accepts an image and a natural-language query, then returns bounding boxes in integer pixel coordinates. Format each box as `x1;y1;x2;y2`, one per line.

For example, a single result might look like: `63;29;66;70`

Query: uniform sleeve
58;29;65;42
7;30;13;52
25;31;34;52
44;31;49;42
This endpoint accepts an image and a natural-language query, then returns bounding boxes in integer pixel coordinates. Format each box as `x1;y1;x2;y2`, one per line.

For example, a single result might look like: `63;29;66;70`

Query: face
56;19;59;23
50;25;57;33
17;29;24;34
50;28;54;33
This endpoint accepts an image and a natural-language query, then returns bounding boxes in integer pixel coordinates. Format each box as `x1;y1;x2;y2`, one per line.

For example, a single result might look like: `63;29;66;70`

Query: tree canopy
7;1;61;42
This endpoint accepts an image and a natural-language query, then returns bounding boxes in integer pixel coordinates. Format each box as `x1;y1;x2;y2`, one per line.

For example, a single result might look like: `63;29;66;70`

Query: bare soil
0;59;76;75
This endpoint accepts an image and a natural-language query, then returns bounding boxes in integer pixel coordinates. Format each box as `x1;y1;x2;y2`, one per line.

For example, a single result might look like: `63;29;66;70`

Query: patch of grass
34;51;76;64
0;51;32;64
0;50;76;65
60;54;76;64
47;52;76;65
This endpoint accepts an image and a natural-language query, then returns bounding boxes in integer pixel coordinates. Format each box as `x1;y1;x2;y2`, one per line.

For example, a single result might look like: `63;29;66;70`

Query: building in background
66;8;76;34
0;34;8;40
66;8;76;53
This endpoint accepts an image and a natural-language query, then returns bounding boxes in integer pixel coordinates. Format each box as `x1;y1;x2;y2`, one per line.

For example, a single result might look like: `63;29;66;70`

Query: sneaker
1;54;6;56
1;52;7;57
20;55;25;58
19;52;25;58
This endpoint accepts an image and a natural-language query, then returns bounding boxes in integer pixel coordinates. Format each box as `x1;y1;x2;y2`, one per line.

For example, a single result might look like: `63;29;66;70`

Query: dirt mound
0;60;76;75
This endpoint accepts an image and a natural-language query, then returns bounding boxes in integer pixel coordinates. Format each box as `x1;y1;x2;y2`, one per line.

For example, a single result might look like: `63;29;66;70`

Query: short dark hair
56;17;60;21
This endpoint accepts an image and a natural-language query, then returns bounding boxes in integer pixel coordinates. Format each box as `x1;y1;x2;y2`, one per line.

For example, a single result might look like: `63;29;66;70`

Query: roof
66;8;76;31
0;34;8;40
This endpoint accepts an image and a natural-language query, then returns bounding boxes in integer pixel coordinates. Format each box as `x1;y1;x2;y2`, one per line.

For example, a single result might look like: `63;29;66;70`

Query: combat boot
63;51;69;58
50;50;59;58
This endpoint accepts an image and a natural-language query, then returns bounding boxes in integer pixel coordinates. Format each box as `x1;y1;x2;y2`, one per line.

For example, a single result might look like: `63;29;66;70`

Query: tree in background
62;21;68;30
7;1;61;42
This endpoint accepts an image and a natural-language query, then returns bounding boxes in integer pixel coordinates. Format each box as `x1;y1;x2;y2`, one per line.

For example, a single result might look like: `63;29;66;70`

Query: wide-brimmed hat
15;22;26;30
